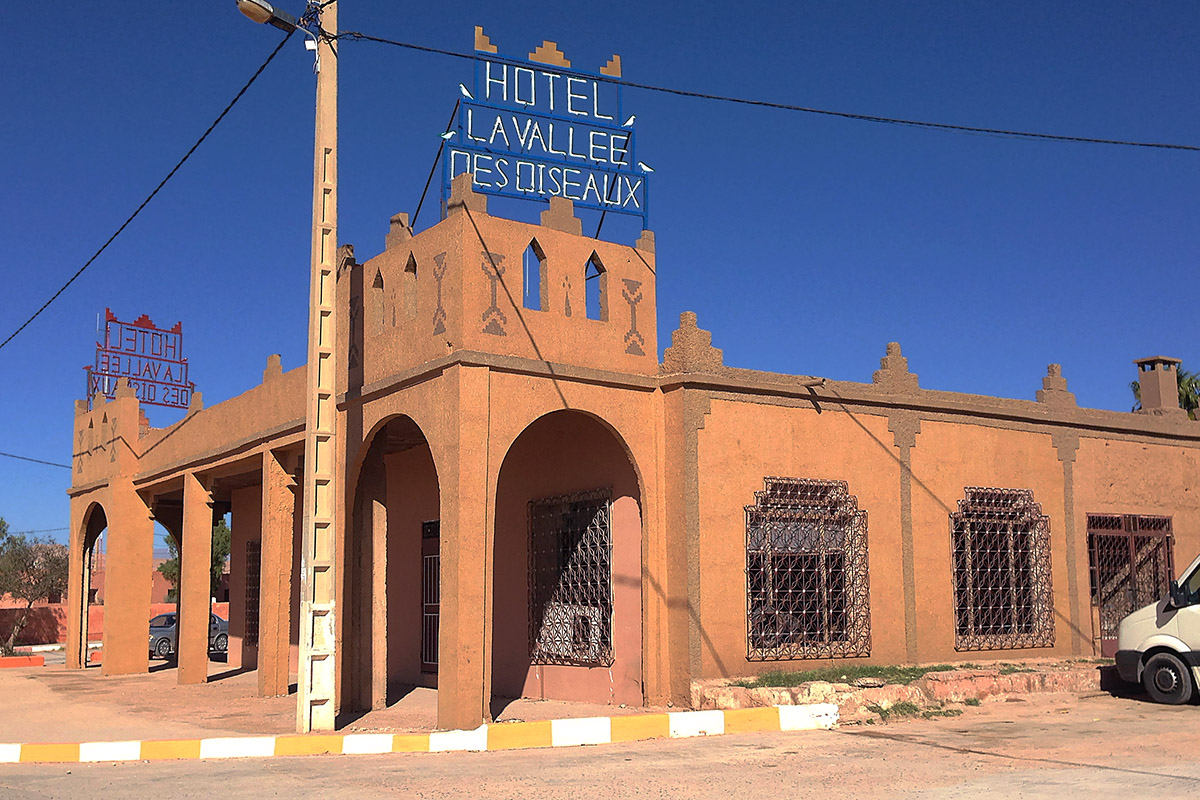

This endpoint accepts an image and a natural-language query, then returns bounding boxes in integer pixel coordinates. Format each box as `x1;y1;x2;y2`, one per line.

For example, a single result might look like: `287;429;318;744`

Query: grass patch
922;708;963;719
739;664;960;688
866;701;921;721
999;665;1036;675
962;697;981;707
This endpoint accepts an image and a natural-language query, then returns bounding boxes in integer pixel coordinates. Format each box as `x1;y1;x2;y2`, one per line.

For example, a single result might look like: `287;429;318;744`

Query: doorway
1088;514;1174;656
421;520;440;680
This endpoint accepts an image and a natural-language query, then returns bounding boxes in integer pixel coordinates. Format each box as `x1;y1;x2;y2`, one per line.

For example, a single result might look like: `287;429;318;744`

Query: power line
336;31;1200;153
0;32;295;355
11;528;69;536
0;451;71;469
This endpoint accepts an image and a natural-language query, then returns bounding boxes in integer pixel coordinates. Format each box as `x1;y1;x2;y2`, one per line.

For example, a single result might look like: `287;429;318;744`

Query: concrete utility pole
235;0;339;733
296;0;339;734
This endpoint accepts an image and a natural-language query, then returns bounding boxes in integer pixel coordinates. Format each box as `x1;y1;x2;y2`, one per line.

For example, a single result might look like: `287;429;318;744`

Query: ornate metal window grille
746;477;871;661
528;488;614;667
951;488;1054;651
244;540;261;647
1087;514;1174;647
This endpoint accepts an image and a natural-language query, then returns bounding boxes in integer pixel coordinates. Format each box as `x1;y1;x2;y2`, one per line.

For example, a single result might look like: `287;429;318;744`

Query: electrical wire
0;451;71;469
410;100;460;230
0;32;295;354
335;31;1200;153
10;528;70;536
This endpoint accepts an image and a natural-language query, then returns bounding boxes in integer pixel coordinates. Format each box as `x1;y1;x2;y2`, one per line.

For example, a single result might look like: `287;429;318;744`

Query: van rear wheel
1143;652;1193;705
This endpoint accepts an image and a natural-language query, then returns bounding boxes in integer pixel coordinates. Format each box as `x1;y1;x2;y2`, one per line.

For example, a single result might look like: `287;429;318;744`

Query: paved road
2;691;1198;799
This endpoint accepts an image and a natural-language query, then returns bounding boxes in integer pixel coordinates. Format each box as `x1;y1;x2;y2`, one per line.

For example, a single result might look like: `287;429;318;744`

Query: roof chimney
1134;356;1183;416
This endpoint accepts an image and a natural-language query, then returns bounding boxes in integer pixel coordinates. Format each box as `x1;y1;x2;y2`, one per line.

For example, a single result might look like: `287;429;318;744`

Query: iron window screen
1087;514;1174;644
951;487;1054;651
244;540;261;647
528;488;614;667
746;477;871;661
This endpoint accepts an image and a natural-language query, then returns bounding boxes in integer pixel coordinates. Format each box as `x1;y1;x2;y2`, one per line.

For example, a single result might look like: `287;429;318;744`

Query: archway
345;414;441;712
80;503;108;668
491;410;643;714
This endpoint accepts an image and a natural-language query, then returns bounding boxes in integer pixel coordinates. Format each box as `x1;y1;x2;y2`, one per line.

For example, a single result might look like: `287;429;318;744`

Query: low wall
0;602;231;647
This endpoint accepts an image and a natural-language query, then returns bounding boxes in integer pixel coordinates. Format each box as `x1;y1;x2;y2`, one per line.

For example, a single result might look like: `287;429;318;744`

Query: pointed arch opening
403;253;418;320
523;240;547;311
585;252;607;321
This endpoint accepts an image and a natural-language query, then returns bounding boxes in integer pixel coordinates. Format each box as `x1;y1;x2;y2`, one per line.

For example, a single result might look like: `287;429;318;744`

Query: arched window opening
523;241;546;311
746;477;870;660
951;487;1054;651
585;252;606;321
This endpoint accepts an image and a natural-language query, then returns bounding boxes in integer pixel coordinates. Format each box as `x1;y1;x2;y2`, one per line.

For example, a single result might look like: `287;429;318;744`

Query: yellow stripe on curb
3;704;838;765
723;707;781;734
487;720;553;750
20;743;80;763
392;734;431;753
610;713;670;742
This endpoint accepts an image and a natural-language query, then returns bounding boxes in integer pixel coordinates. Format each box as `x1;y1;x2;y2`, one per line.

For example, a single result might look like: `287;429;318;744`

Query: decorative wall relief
431;251;448;335
622;278;645;355
480;250;508;336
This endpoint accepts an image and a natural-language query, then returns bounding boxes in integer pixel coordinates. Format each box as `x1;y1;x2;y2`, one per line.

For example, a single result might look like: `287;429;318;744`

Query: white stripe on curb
199;737;276;759
80;741;141;762
342;734;394;755
429;725;488;752
550;716;612;747
0;744;20;764
668;710;725;738
778;703;839;731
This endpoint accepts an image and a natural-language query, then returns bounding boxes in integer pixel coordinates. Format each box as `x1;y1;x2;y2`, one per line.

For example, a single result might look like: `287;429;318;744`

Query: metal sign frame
441;50;649;223
85;309;194;409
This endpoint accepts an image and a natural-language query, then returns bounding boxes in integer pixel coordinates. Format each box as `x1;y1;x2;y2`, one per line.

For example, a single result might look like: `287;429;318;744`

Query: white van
1116;551;1200;704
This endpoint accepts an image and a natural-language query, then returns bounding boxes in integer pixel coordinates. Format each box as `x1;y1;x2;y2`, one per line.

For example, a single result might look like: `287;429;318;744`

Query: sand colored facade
67;176;1200;731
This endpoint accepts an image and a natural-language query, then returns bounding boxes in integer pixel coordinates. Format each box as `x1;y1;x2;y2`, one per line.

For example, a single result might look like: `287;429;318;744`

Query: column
179;472;213;684
259;450;296;697
437;364;491;731
101;482;154;676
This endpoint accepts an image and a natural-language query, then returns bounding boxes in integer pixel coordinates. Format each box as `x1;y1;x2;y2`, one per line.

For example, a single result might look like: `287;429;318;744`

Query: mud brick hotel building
67;165;1200;731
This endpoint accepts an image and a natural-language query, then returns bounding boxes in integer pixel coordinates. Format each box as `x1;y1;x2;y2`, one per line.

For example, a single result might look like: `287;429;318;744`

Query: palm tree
1130;367;1199;420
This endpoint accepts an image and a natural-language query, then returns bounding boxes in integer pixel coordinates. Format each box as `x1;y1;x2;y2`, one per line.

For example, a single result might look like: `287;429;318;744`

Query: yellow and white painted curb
0;703;837;764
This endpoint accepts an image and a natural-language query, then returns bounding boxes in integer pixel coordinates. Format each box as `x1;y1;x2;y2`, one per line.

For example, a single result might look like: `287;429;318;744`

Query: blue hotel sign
443;34;648;224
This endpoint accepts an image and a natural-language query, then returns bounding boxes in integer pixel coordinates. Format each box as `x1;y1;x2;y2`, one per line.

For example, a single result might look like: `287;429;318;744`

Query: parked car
148;612;229;659
1116;550;1200;704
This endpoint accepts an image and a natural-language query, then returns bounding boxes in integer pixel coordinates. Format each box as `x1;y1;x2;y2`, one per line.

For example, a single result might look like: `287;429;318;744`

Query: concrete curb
0;704;837;765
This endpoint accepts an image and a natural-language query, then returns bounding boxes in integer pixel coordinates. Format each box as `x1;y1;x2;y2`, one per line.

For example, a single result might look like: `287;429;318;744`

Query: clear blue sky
2;1;1197;544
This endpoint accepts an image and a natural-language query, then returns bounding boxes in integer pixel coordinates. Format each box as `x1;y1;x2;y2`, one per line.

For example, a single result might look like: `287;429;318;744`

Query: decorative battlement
346;174;658;387
474;25;621;77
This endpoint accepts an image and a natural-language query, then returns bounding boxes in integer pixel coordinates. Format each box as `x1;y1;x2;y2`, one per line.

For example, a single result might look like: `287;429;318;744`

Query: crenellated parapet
348;173;658;388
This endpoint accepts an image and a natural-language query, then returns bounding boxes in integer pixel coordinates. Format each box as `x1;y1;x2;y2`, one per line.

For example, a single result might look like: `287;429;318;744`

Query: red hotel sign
86;309;195;409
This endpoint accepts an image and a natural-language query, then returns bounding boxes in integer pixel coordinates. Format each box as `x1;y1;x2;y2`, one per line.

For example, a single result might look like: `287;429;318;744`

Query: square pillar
100;482;154;676
437;364;492;731
65;499;88;670
179;472;214;685
259;450;296;697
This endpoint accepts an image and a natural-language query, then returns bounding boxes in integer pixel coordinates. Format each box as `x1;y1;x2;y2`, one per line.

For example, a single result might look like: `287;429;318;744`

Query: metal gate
420;520;440;674
1087;514;1174;657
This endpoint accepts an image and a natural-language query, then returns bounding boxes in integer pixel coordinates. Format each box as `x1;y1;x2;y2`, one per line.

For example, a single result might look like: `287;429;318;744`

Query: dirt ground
0;659;663;743
2;689;1198;799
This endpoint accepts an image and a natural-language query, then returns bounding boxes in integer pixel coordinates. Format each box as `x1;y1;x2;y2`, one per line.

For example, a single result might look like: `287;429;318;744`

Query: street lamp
236;0;298;30
235;0;339;734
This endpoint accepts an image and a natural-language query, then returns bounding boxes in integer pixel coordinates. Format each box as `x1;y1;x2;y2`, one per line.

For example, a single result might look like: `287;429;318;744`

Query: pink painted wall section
384;445;440;689
492;411;643;708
